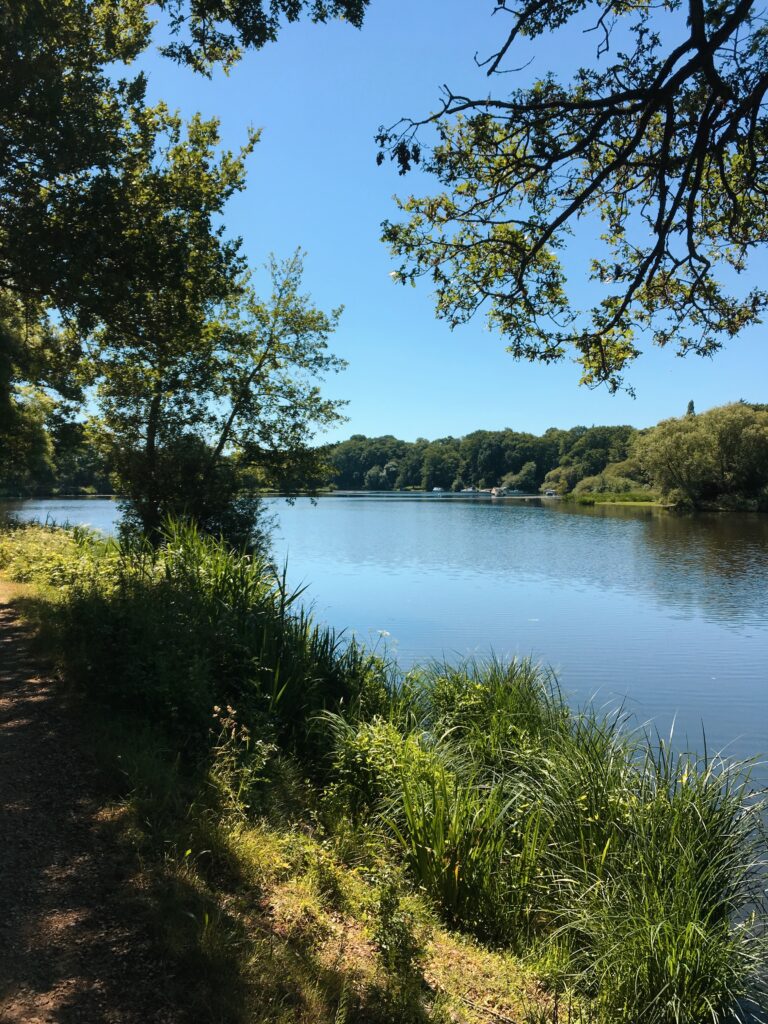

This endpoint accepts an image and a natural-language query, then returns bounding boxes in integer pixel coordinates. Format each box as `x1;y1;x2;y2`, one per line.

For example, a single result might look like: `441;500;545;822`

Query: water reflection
553;504;768;628
263;496;767;774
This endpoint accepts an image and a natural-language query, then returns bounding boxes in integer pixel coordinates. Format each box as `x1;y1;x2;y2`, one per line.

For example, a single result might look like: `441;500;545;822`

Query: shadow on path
0;586;182;1023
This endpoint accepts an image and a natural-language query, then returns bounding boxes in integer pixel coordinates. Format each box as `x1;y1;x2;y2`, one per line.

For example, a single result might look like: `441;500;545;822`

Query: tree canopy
96;249;346;540
634;401;768;505
1;0;361;533
379;0;768;392
1;0;369;323
157;0;371;72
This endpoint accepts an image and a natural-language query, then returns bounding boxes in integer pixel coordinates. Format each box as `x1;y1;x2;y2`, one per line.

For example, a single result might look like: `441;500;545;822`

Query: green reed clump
1;518;390;755
331;659;768;1022
556;743;768;1023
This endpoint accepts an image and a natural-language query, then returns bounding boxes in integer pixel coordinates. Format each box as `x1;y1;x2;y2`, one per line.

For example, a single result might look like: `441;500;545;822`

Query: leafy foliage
634;401;768;506
158;0;371;72
379;1;768;391
93;238;346;540
0;387;55;496
1;0;369;321
0;1;150;321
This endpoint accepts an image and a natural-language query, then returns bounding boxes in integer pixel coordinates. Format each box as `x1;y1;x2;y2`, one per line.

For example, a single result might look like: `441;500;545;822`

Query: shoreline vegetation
4;7;767;1023
0;488;738;516
4;401;768;515
1;519;766;1024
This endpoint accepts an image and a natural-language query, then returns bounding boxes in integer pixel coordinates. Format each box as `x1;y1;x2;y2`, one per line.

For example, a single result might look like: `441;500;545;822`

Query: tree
1;0;369;410
540;463;582;495
394;439;429;489
501;460;538;493
633;402;768;504
421;438;460;490
1;0;364;534
381;460;400;489
0;290;84;491
327;435;408;488
95;247;345;541
47;416;114;495
379;1;768;392
0;386;55;495
0;5;173;466
1;10;261;511
329;435;371;488
1;2;149;317
1;0;370;319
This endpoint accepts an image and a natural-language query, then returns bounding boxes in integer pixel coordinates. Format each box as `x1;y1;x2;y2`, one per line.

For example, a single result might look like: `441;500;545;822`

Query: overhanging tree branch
378;0;768;390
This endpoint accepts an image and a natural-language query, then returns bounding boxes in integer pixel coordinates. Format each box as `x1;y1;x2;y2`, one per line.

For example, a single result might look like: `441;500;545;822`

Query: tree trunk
142;386;163;539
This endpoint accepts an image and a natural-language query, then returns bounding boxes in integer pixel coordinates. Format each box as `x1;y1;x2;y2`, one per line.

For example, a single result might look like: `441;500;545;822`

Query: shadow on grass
0;590;186;1022
2;588;434;1024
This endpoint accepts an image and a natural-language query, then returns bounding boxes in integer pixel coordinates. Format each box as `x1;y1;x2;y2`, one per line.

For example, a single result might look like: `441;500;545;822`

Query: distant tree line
326;424;636;494
324;402;768;510
4;401;767;512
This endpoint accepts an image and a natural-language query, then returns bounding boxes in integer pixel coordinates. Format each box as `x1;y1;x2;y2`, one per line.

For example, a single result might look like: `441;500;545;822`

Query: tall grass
0;518;390;754
333;661;768;1022
2;520;766;1023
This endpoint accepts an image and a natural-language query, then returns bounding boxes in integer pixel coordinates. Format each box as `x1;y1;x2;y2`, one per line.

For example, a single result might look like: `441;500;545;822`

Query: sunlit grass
332;660;768;1022
1;519;766;1023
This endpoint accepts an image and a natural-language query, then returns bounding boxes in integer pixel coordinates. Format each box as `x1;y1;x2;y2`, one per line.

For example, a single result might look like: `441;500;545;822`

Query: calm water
3;494;767;777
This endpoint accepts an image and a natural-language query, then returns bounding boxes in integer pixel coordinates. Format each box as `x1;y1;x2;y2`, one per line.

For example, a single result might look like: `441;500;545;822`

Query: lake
3;494;767;780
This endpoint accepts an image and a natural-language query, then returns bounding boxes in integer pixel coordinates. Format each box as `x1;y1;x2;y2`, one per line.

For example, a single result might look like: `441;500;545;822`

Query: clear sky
137;0;768;442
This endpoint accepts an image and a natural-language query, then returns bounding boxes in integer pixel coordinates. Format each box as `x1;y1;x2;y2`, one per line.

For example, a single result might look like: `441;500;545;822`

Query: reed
335;660;768;1021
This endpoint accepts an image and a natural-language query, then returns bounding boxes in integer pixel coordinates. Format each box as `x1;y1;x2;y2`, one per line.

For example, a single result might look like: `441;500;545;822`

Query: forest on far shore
3;400;768;511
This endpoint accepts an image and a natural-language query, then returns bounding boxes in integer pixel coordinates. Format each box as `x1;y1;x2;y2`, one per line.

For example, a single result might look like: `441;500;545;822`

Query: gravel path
0;583;182;1024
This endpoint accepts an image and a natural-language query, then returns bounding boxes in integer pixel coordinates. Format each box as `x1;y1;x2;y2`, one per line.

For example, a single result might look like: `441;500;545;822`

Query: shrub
572;474;650;495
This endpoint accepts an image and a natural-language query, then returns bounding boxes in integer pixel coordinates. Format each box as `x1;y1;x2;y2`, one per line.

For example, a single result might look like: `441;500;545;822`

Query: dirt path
0;583;182;1024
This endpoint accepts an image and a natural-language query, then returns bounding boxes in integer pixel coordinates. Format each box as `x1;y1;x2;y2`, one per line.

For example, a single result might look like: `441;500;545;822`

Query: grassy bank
1;521;766;1024
564;492;661;507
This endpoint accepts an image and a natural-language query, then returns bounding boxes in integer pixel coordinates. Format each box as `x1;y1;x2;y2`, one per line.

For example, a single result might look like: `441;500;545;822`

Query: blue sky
138;1;768;442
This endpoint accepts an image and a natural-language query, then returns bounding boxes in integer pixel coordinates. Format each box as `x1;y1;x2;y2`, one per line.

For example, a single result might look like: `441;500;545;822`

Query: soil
0;583;183;1024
